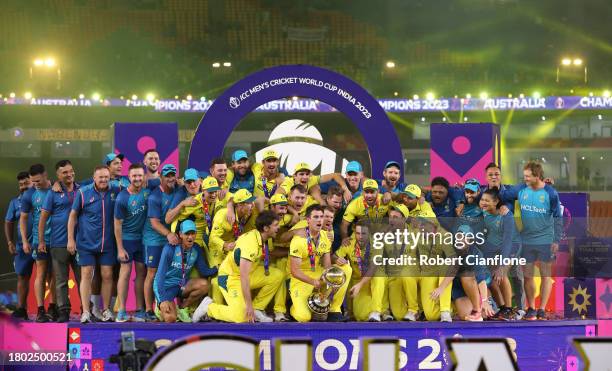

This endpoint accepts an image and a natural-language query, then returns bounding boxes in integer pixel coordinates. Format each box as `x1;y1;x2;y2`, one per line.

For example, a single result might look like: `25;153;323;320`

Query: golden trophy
307;266;347;321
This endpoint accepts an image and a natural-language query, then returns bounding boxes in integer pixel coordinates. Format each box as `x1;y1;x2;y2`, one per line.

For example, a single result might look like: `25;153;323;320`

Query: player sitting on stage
288;204;352;322
191;210;284;323
153;220;217;323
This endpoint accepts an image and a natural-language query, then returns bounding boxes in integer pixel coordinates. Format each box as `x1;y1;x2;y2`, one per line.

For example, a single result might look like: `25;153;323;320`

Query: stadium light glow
92;93;101;101
9;92;15;98
466;93;472;99
541;116;546;121
442;117;447;122
385;61;396;68
146;93;155;101
200;96;206;101
413;94;419;100
292;96;298;101
573;58;583;66
212;62;220;68
603;90;611;97
186;94;193;101
24;92;32;99
533;91;541;99
508;94;513;98
223;62;232;67
33;59;44;66
78;94;85;99
589;92;594;97
479;92;488;99
464;117;469;121
519;93;525;98
393;91;398;96
131;94;138;100
425;92;435;100
597;115;603;120
420;117;426;122
561;58;572;66
45;57;56;67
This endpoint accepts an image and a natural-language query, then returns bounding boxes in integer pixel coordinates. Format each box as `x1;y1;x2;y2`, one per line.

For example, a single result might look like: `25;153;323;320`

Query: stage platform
59;319;598;371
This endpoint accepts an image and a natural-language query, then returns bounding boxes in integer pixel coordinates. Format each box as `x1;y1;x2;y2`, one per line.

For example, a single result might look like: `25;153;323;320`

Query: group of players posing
4;147;562;324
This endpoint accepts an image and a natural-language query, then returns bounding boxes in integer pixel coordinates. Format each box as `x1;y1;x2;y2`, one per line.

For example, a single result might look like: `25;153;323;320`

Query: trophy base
307;298;330;322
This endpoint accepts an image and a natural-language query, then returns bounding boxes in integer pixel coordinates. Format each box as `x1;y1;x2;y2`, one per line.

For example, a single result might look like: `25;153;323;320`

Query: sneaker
368;312;381;322
47;304;59;322
101;309;115;322
402;311;417;321
514;308;526;321
327;312;349;322
382;311;395;321
274;312;289;322
524;307;537;321
254;310;273;323
57;309;70;323
145;310;158;322
537;309;547;320
115;310;130;323
11;307;28;320
465;310;483;322
80;311;94;324
92;306;104;321
493;306;512;321
133;309;147;322
36;307;49;323
192;297;213;322
440;311;452;322
177;308;192;323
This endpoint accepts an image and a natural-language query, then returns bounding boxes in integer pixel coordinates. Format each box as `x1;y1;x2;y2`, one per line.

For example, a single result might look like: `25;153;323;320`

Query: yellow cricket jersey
289;231;331;273
209;207;259;266
218;229;266;277
343;194;390;223
335;237;381;280
204;175;230;190
407;201;435;218
252;163;283;198
271;213;294;250
280;175;321;194
169;192;226;244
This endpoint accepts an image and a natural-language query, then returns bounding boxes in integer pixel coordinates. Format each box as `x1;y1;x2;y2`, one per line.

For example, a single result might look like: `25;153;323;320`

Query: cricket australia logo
229;96;240;109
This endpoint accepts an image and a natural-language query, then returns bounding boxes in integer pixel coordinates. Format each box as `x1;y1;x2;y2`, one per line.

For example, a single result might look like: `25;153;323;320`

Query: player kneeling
153;220;218;323
192;210;284;323
289;205;352;322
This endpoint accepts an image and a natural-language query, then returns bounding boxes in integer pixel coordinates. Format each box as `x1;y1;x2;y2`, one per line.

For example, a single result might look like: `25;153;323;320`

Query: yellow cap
201;177;221;191
233;189;256;204
293;162;311;174
390;203;410;218
270;194;288;205
262;149;279;160
362;179;379;191
402;184;422;199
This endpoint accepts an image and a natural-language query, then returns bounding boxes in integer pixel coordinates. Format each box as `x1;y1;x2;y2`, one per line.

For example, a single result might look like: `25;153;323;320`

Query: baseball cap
416;210;437;225
384;160;401;170
345;161;362;174
232;150;249;162
270;194;288;206
161;164;177;176
293;162;311;174
262;149;279;160
390;204;410;218
402;184;422;199
184;168;199;182
456;224;473;235
202;177;221;192
362;179;379;191
103;152;124;165
179;220;197;234
464;178;481;193
233;189;256;204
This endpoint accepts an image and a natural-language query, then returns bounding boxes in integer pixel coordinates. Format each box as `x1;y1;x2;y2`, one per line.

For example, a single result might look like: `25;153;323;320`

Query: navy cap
232;150;249;162
384;160;401;169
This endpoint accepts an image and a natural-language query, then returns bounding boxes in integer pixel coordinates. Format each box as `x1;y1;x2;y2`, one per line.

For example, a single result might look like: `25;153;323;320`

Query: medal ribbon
262;176;277;199
305;227;319;271
232;212;245;239
262;239;270;274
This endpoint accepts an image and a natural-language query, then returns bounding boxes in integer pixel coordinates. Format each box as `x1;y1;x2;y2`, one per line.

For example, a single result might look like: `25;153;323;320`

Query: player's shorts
120;240;144;264
521;244;554;263
31;244;50;261
76;247;117;266
154;283;183;305
13;247;35;276
145;244;165;268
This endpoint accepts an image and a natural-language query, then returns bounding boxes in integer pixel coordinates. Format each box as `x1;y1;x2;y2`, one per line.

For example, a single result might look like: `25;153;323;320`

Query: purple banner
113;122;179;176
69;321;595;371
1;96;611;112
430;123;500;185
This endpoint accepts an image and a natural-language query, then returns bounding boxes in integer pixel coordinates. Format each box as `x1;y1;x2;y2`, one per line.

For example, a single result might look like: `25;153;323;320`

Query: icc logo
229;96;240;109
